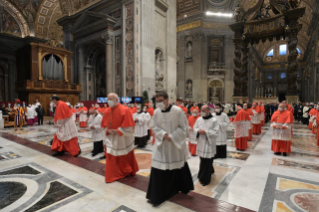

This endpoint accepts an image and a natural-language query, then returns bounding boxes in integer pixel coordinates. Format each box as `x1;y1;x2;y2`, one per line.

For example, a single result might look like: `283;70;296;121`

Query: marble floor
0;121;319;212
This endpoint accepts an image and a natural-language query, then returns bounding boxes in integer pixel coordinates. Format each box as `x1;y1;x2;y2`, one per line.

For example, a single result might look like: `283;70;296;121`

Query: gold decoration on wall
176;20;229;32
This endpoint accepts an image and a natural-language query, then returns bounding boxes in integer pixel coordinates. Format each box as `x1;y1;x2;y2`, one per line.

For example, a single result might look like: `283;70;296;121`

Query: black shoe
100;155;106;159
52;151;65;156
274;152;281;155
283;153;287;157
74;150;81;157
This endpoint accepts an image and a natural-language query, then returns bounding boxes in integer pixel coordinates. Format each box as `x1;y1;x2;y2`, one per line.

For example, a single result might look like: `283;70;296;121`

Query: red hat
16;99;20;103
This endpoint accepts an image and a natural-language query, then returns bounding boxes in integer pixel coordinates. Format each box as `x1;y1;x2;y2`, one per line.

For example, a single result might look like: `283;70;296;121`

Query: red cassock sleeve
54;101;73;122
234;110;247;122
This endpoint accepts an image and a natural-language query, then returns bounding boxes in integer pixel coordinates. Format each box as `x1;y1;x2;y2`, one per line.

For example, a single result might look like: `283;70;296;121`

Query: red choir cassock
244;108;253;141
251;105;262;134
270;109;293;153
187;107;200;156
309;108;316;129
233;107;250;151
311;109;318;134
101;103;139;183
316;111;319;146
51;101;80;156
260;104;265;126
146;104;154;117
78;106;88;128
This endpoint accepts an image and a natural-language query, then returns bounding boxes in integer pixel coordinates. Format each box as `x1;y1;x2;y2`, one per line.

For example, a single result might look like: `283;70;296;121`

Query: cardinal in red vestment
251;102;261;135
308;106;316;130
316;107;319;146
244;103;253;141
259;102;265;126
233;105;250;151
270;103;293;156
101;93;139;183
78;103;88;128
51;95;80;157
188;107;200;156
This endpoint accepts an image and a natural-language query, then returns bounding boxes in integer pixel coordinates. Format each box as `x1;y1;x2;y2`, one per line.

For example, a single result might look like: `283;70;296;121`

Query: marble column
104;33;114;94
4;74;8;101
8;59;15;101
78;45;86;100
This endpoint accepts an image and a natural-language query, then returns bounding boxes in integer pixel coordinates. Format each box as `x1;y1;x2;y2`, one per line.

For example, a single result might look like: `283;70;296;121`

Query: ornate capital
102;33;114;45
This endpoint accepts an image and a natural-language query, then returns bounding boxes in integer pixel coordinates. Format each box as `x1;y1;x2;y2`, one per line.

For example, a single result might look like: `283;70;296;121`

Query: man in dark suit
296;102;303;122
36;104;45;125
264;103;271;123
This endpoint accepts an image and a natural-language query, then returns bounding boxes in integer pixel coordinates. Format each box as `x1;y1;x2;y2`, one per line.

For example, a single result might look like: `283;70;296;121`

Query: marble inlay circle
291;192;319;212
0;178;39;211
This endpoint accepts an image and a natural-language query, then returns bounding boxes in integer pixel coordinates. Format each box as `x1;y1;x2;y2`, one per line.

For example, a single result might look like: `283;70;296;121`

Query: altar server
188;106;200;156
233;105;250;151
251;102;261;135
26;104;35;125
101;93;139;183
89;106;104;156
78;103;88;128
133;105;148;148
270;103;293;156
302;103;309;125
146;91;193;207
51;95;81;157
212;103;230;158
194;105;219;186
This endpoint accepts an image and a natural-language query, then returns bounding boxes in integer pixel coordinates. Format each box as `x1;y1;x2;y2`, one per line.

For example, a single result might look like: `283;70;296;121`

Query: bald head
107;93;119;107
201;105;210;117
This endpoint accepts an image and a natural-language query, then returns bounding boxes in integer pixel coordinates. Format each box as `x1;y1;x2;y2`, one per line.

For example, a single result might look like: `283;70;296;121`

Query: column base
232;96;249;104
286;95;299;104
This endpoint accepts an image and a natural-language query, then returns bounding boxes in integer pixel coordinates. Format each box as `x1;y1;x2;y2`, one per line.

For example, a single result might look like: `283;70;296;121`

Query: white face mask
157;102;165;110
279;108;283;111
215;109;220;113
201;112;206;117
108;100;116;107
243;106;247;109
143;109;147;112
137;110;141;113
192;113;197;117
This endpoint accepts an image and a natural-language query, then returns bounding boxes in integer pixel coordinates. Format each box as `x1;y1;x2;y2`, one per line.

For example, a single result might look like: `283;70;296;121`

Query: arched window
267;49;274;57
279;44;287;56
280;72;286;79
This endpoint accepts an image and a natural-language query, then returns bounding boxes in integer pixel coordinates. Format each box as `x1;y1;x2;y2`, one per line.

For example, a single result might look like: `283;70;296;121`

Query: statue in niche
155;49;164;90
185;79;193;97
185;41;192;59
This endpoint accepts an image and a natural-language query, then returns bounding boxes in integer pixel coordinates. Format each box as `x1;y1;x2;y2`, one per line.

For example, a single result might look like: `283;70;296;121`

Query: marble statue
185;42;192;59
185;79;193;97
155;50;164;90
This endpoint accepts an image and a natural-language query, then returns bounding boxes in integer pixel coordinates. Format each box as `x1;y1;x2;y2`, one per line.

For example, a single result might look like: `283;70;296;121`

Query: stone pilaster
103;32;114;95
78;45;86;100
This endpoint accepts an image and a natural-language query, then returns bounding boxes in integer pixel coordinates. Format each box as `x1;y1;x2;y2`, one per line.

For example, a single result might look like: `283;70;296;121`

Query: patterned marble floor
0;120;319;211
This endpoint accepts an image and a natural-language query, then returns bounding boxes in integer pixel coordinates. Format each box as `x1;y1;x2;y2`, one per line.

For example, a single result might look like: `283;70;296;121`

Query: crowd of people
2;93;319;207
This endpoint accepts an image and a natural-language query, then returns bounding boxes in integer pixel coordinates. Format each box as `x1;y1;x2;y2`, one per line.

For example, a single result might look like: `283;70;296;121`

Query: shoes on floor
52;151;65;156
274;152;281;155
283;153;287;157
100;155;106;159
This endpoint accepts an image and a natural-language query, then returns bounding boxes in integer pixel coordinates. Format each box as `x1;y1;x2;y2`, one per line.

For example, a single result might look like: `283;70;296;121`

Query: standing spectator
36;104;45;125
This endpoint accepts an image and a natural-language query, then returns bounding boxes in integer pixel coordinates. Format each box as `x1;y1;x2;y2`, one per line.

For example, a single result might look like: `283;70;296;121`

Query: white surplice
212;112;230;145
79;110;88;122
193;116;219;158
270;122;291;141
26;106;35;120
55;116;78;142
303;106;309;118
251;109;260;124
88;114;104;142
133;112;147;137
144;112;152;130
152;105;189;170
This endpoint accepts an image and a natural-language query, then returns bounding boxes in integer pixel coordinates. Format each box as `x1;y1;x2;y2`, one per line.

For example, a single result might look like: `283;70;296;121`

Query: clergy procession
2;92;319;207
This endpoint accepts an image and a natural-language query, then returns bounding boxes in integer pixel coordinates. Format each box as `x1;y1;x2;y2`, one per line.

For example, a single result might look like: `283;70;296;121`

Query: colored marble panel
278;178;319;191
291;136;319;153
272;158;319;173
25;181;78;212
293;193;319;211
227;151;250;160
0;165;40;176
0;152;21;161
0;182;27;210
276;201;293;212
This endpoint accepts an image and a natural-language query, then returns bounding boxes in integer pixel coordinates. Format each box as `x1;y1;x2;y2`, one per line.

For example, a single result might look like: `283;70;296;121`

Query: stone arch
85;42;105;67
208;79;224;88
0;0;30;37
